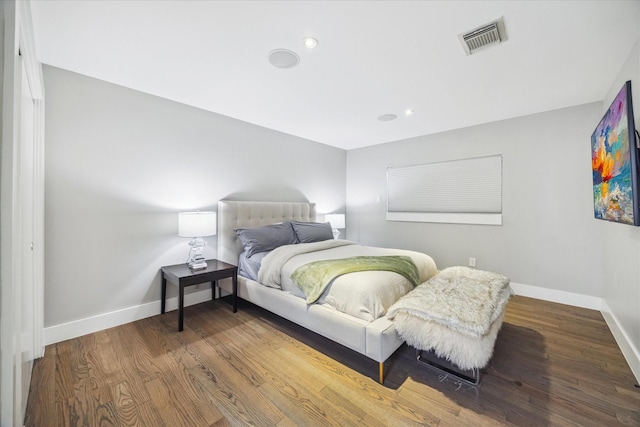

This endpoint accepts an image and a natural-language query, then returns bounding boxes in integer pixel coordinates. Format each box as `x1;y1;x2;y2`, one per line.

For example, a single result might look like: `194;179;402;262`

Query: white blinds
386;155;502;225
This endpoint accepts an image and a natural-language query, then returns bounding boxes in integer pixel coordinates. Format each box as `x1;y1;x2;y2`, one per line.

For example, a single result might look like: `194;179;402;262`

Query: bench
387;266;511;384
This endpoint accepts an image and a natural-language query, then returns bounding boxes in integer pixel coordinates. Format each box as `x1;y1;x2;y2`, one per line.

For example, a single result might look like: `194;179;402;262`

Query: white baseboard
44;282;602;344
43;282;640;385
509;281;603;310
600;301;640;384
511;282;639;384
43;288;213;346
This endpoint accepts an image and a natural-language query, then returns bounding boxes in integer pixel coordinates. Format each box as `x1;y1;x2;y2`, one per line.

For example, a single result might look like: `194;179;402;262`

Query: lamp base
189;260;208;270
187;238;207;270
332;228;340;239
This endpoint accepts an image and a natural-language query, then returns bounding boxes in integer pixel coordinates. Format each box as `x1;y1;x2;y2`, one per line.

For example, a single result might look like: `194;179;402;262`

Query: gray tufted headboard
217;200;316;266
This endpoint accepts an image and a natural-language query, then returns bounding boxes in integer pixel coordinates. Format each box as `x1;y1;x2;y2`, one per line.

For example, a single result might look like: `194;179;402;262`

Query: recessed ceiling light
378;114;397;122
303;37;318;48
405;109;414;116
268;49;300;69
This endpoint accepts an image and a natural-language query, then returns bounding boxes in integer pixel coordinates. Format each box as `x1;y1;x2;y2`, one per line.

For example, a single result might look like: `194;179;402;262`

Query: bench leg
416;349;481;386
379;362;384;384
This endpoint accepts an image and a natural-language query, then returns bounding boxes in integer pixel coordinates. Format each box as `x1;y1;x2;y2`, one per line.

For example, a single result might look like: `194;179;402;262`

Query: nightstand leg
161;274;167;314
212;280;217;301
232;274;237;313
179;284;184;331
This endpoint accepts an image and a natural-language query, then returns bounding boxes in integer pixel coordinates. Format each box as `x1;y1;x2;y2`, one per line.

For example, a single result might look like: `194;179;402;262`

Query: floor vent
459;17;507;55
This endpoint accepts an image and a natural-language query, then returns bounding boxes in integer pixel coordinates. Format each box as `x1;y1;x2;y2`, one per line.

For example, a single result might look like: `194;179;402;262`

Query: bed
216;200;437;383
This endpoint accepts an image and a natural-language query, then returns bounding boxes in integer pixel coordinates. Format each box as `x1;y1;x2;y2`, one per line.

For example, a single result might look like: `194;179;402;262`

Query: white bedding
258;240;438;322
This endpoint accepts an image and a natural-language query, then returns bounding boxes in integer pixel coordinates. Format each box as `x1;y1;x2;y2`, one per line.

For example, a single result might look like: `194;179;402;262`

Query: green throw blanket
291;256;420;304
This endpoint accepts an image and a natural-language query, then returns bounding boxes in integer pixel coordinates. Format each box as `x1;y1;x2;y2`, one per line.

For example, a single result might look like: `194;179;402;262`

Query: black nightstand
161;259;238;331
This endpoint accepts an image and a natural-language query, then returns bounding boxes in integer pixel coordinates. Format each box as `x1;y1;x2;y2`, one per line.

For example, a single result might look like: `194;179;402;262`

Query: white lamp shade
178;212;217;237
325;214;345;229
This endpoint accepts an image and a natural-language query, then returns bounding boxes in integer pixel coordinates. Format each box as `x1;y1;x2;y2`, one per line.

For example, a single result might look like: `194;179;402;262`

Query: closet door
17;55;37;420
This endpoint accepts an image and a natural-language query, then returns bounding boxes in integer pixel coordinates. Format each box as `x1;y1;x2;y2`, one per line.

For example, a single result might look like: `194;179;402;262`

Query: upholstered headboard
217;201;316;266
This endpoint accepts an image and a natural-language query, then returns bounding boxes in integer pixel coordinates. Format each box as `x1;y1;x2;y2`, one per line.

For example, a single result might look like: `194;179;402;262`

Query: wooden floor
25;295;640;426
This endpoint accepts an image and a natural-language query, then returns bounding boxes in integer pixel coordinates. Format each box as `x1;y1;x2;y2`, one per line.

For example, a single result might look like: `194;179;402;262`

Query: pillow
238;251;268;282
290;221;334;243
235;221;297;257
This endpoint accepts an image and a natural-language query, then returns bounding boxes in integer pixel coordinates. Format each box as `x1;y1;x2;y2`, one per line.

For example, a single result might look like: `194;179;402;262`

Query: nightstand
161;259;238;331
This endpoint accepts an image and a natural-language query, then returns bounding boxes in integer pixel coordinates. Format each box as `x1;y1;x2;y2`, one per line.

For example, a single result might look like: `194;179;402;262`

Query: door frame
0;0;45;425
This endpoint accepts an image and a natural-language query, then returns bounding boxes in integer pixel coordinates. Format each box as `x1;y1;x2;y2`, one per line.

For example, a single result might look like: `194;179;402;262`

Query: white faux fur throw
387;266;512;370
392;308;507;370
387;266;511;338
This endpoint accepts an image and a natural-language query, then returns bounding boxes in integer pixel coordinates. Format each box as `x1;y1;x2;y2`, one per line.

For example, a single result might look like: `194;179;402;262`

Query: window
386;155;502;225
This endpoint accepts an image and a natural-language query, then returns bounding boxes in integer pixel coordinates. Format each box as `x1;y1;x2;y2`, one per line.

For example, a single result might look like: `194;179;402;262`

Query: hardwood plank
135;321;230;426
319;385;368;422
187;362;282;425
24;296;640;426
255;330;442;426
114;355;153;405
396;377;463;420
112;380;142;427
24;344;56;427
276;416;303;427
145;376;194;427
135;400;167;427
89;329;129;386
67;335;116;427
163;309;288;424
54;340;74;404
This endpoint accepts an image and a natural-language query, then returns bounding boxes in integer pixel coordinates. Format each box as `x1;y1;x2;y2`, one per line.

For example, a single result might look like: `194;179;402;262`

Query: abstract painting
591;80;639;225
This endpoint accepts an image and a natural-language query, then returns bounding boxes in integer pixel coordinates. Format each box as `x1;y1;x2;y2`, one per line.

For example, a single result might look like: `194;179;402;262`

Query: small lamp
178;211;217;270
324;214;345;239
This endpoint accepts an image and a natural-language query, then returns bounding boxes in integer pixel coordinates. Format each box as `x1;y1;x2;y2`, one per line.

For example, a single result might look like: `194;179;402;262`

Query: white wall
600;36;640;381
346;103;605;299
44;65;346;332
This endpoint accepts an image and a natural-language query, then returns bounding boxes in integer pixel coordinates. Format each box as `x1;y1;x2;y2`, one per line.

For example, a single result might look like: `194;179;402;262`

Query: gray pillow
235;221;297;257
290;221;334;243
238;251;268;281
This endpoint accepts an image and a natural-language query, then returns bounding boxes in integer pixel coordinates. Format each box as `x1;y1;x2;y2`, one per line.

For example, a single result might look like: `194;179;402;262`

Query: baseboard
43;282;607;344
44;282;639;384
509;282;602;310
511;282;639;384
600;301;640;384
43;288;213;345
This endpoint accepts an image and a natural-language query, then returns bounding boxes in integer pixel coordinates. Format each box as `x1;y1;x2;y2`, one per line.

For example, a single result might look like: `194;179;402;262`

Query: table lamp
178;211;217;270
324;214;345;239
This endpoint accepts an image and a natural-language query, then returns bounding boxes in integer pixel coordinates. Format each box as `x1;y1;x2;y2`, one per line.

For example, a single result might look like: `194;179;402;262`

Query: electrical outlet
469;257;476;267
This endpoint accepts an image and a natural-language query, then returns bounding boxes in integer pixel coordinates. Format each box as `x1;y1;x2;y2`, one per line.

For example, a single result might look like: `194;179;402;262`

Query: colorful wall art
591;81;639;226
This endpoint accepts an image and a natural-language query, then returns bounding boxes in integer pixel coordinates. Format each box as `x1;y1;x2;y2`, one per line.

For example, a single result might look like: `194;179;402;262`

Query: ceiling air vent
459;17;507;55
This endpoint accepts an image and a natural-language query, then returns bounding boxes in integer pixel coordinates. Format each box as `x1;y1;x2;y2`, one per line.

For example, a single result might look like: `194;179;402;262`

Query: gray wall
601;37;640;366
346;102;605;298
44;65;346;327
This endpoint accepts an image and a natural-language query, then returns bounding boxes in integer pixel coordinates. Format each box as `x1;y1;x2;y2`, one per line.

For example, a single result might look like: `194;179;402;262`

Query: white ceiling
30;1;640;150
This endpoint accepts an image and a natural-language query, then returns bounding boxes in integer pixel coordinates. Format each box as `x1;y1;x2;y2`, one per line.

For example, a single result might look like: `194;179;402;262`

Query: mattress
256;239;437;322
